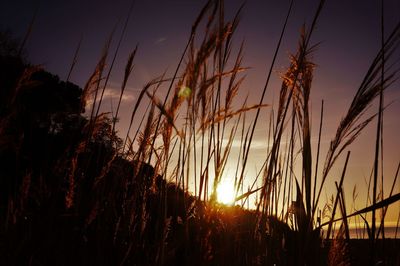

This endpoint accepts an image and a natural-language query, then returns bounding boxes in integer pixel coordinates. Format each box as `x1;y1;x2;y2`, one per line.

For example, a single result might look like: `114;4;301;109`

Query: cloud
229;138;268;150
154;37;167;45
86;86;136;106
104;87;136;102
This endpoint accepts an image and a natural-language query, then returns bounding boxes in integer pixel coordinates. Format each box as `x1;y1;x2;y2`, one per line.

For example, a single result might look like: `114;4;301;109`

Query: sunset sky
2;0;400;225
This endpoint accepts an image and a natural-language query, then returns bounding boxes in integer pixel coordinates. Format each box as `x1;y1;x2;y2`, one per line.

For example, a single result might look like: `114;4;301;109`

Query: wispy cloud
105;87;136;102
229;139;267;150
154;37;166;45
87;86;136;106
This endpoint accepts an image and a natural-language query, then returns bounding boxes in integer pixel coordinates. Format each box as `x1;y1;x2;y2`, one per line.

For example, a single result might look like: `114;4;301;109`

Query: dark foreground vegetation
1;0;400;265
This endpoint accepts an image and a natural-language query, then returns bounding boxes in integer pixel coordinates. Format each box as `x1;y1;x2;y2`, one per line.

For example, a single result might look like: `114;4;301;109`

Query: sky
1;0;400;225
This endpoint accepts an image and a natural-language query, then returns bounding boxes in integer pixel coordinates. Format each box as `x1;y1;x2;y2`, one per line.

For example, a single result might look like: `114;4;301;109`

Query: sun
216;181;235;205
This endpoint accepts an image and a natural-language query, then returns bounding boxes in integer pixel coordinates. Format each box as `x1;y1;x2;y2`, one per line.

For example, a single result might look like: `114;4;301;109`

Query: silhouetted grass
1;0;400;265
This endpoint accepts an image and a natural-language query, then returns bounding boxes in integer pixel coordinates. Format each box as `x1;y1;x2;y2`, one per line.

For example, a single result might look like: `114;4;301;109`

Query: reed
1;0;400;265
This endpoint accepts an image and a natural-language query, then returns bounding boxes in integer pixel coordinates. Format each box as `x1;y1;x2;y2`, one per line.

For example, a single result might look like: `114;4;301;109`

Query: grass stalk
112;45;138;136
66;36;82;82
336;181;350;240
312;99;324;214
326;151;351;239
371;0;386;247
235;0;294;205
93;1;135;122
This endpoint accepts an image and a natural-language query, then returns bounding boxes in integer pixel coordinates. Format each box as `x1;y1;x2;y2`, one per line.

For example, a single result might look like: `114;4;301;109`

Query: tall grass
1;0;400;265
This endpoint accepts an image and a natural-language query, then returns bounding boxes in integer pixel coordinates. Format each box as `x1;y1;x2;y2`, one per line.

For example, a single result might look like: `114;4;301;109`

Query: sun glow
216;181;235;205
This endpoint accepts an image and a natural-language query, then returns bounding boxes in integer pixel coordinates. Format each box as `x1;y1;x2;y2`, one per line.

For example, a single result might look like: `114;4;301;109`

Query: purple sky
2;0;400;223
